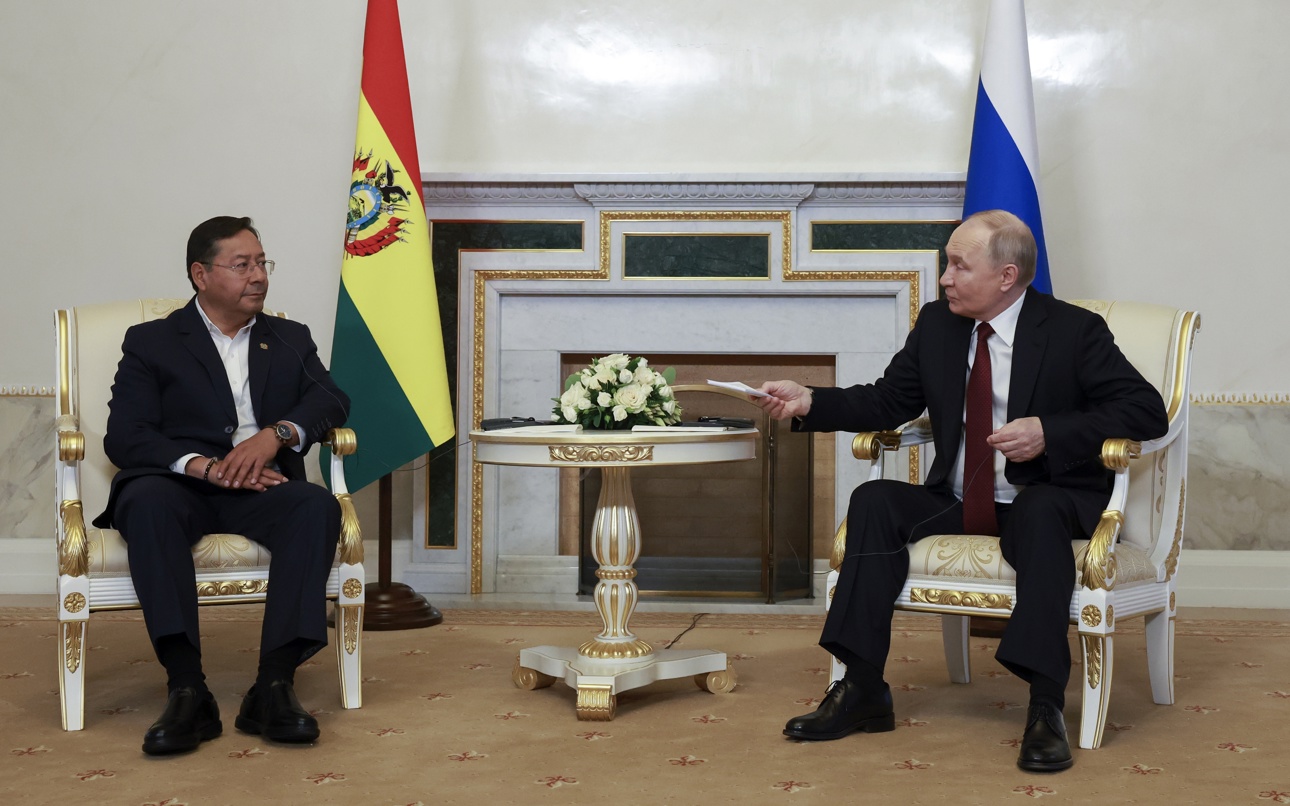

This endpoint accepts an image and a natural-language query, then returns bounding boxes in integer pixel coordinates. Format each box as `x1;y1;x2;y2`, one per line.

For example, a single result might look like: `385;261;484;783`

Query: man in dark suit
755;210;1168;772
93;216;350;756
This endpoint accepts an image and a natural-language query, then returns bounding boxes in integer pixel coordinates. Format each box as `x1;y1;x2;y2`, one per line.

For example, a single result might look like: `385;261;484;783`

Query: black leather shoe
783;678;895;740
142;687;222;756
234;680;320;743
1017;701;1074;772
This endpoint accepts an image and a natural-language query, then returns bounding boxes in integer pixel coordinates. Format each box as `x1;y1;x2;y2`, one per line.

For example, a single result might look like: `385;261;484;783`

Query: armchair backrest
1068;300;1199;569
57;298;283;518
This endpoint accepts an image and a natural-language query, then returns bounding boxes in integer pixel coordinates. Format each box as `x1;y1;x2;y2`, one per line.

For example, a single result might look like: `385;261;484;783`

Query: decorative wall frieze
419;183;583;205
806;182;966;206
1192;392;1290;406
574;182;815;206
0;386;54;397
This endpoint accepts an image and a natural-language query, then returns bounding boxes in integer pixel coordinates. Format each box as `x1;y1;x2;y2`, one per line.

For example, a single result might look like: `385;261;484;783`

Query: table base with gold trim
513;646;736;720
473;427;756;721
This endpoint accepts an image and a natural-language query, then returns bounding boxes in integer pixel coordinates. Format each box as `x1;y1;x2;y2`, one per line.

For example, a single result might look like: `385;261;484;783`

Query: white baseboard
1176;549;1290;609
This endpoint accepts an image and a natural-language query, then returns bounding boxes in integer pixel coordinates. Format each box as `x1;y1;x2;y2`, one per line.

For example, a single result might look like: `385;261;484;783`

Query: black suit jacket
92;297;349;528
800;291;1169;531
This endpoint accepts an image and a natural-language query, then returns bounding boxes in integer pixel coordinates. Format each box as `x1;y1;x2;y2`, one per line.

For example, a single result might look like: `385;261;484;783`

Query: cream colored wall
0;0;1284;393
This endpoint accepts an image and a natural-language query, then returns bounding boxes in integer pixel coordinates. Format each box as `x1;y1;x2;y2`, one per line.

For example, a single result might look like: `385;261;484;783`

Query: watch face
275;423;292;442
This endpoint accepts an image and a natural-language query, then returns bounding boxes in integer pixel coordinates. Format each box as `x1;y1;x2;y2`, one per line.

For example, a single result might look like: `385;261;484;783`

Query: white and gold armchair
824;300;1199;749
54;299;366;731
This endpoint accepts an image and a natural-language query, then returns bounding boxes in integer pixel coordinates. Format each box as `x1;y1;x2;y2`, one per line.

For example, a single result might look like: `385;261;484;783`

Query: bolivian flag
329;0;454;492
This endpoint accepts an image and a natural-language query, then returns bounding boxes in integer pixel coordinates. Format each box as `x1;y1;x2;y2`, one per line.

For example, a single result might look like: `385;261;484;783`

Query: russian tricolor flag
963;0;1052;294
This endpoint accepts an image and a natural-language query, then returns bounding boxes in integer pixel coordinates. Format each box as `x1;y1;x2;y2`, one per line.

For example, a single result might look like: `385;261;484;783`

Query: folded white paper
706;379;771;398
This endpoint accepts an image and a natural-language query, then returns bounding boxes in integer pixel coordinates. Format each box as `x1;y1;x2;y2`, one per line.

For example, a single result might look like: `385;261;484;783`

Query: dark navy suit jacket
93;297;349;528
799;290;1169;533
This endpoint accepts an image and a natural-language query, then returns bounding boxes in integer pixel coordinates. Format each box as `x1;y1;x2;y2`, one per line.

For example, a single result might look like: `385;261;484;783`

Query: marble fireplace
407;175;961;600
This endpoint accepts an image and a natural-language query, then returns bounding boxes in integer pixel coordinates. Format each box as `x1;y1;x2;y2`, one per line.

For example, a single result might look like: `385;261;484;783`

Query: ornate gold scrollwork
339;605;361;654
195;579;269;598
1081;634;1103;690
575;683;616;721
64;622;83;674
910;588;1013;610
342;578;363;599
58;430;85;461
1083;511;1123;591
1100;438;1141;470
1164;480;1185;582
1081;604;1102;627
326;427;358;456
548;445;654;463
694;668;737;694
1106;605;1115;628
335;493;364;565
830;520;847;570
63;592;86;614
58;500;89;578
512;661;556;691
578;637;654;660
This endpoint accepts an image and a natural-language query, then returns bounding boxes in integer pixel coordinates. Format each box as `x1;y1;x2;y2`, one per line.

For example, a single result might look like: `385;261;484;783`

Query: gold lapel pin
259;343;269;350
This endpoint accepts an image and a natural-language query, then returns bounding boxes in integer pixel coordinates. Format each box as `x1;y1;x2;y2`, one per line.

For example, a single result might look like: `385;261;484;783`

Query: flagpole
362;473;443;630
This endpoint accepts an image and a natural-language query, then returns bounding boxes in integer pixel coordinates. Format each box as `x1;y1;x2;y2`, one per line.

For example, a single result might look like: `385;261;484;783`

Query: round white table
471;426;758;720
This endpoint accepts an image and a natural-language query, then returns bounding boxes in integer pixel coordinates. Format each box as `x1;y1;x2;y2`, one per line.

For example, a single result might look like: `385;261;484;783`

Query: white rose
614;383;649;413
662;399;676;415
633;365;656;385
597;391;612;407
612;404;628;421
576;396;592;410
593;365;616;387
618;368;634;384
561;405;577;422
559;383;585;407
602;353;630;371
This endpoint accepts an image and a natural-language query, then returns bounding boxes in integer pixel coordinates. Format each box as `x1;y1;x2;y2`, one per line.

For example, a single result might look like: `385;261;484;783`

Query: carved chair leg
335;604;364;709
941;614;972;684
60;619;87;731
1078;633;1114;750
1144;610;1175;705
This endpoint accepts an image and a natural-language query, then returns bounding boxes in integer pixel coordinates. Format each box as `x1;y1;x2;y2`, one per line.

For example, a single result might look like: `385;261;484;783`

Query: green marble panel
811;221;959;276
425;221;584;548
624;234;769;279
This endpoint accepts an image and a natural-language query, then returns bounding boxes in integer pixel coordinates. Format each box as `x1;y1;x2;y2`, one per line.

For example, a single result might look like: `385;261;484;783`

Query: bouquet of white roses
552;353;684;429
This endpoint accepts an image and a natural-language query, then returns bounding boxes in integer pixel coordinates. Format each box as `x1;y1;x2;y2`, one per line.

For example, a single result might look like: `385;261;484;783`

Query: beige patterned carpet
1;605;1287;805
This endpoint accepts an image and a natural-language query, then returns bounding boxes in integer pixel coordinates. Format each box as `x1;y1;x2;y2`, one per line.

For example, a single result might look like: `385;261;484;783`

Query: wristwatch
270;422;293;444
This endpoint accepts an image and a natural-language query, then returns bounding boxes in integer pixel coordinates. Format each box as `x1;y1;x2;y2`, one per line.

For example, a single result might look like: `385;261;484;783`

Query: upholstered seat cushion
86;529;272;573
906;534;1158;585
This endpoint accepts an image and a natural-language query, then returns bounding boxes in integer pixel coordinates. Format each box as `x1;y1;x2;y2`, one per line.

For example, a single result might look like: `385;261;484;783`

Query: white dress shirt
169;301;301;474
949;290;1028;504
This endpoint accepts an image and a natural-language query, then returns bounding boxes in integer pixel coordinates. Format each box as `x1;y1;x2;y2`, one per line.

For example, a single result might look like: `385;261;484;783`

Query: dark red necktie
963;322;998;535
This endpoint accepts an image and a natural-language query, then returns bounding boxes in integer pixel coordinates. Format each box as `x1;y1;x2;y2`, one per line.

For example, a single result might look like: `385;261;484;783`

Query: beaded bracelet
202;457;218;482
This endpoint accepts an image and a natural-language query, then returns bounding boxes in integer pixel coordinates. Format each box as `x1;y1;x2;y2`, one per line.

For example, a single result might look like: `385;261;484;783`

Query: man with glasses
93;216;350;756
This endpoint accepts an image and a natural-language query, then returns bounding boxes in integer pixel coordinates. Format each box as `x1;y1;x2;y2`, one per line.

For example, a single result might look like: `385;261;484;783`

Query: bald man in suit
756;211;1167;772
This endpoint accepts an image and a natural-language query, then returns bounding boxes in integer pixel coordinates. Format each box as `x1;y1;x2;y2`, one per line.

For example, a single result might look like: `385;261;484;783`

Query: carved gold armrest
1100;438;1140;470
58;500;89;578
323;428;363;565
56;414;85;462
325;427;357;456
1081;510;1122;591
830;519;848;571
850;430;903;461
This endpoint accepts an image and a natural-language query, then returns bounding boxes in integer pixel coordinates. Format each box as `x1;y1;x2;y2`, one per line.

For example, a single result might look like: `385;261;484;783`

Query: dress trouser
113;474;341;667
820;479;1095;687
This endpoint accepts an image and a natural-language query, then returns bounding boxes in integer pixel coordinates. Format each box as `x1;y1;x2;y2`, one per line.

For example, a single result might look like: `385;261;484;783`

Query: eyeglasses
203;259;275;277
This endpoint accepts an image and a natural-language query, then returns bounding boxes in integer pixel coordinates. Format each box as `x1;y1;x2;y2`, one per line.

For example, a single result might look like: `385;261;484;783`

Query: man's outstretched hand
754;380;813;421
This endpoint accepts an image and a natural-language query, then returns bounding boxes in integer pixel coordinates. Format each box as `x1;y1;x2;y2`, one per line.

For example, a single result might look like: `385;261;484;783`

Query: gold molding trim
578;637;654;660
575;683;616;721
196;579;269;598
335;493;364;565
909;588;1013;610
1080;604;1102;628
549;445;654;463
596;568;638;580
1163;480;1185;582
1191;392;1290;406
58;501;88;578
512;660;556;690
1083;510;1123;591
58;431;85;462
57;309;71;414
63;622;83;674
1081;634;1103;690
339;604;361;654
599;210;792;276
1166;311;1199;422
63;592;86;614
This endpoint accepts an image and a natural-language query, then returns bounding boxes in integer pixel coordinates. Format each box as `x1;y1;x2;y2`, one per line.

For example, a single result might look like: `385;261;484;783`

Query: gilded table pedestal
471;427;757;720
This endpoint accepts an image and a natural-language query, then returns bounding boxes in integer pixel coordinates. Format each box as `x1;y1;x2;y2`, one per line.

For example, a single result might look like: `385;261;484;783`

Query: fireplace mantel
408;175;963;599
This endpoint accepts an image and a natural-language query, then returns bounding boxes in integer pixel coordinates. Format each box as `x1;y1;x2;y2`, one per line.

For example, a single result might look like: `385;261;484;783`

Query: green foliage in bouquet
551;353;684;429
